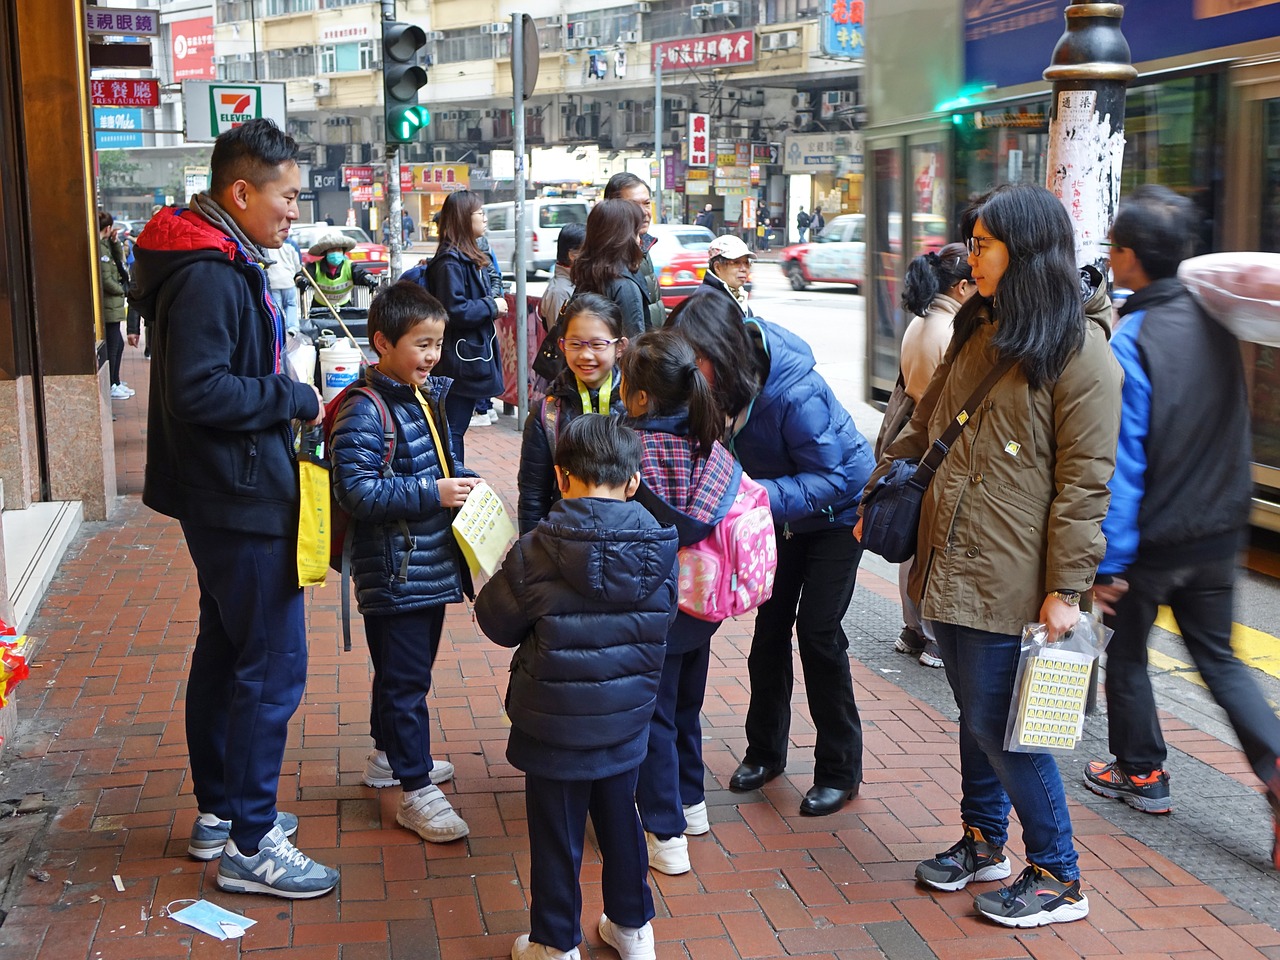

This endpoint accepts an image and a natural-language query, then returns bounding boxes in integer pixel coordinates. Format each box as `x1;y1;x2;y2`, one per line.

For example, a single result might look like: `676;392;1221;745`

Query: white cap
707;235;756;261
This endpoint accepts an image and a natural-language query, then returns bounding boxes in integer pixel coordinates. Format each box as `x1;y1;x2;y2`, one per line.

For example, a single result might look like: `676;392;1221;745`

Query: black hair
209;118;299;195
556;222;586;266
604;172;650;200
369;280;447;350
1110;183;1195;281
901;242;972;316
554;414;641;488
572;199;644;291
619;330;723;455
97;210;114;231
666;291;765;417
562;292;624;338
953;184;1086;389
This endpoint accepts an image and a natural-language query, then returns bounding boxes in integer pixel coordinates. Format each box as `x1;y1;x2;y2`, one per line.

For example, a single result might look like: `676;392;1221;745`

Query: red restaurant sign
652;30;755;71
91;78;160;107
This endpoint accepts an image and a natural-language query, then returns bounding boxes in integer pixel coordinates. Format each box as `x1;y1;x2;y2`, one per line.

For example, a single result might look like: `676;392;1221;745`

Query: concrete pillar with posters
1042;2;1136;273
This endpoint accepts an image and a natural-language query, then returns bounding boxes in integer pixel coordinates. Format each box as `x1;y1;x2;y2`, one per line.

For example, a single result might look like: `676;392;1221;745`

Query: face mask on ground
166;899;257;940
325;252;345;266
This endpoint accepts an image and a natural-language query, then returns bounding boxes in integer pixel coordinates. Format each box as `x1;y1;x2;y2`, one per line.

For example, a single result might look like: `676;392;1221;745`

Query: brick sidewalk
1;350;1279;959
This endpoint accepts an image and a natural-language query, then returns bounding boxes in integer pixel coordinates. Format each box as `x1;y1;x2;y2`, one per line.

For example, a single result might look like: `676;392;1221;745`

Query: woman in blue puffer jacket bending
668;292;875;818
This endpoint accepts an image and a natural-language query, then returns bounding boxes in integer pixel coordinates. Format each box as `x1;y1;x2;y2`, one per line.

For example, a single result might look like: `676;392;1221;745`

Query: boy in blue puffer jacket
476;415;680;960
329;281;487;846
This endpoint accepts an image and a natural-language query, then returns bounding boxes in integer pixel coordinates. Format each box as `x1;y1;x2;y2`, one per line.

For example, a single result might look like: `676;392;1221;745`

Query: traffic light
382;21;430;145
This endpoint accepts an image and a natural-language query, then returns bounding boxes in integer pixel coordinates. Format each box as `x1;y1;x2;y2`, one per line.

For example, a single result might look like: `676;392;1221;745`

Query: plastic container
318;337;363;402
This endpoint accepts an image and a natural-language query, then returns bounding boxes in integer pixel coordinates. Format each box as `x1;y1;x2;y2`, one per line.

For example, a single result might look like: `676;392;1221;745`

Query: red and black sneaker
1083;760;1172;814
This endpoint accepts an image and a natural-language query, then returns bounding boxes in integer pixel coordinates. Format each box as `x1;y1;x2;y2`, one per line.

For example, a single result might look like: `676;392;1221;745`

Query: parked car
292;223;390;276
648;223;716;308
484;199;591;278
778;214;865;291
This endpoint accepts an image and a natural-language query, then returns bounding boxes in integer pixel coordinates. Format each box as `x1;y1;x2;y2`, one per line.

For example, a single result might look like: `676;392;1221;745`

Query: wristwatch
1048;590;1081;606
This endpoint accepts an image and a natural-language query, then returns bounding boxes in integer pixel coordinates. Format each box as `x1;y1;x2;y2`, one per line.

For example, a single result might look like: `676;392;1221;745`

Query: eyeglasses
967;234;999;257
560;337;621;353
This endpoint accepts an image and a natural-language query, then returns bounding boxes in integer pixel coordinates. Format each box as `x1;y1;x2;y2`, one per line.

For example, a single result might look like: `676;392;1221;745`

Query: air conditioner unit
312;78;331;96
668;110;686;126
584;101;601;115
548;14;567;27
791;92;808;108
482;22;509;34
268;49;285;58
433;147;449;163
637;1;652;11
211;54;226;65
723;89;740;101
748;87;767;106
560;103;575;115
690;4;713;19
427;31;444;41
793;110;812;127
776;30;800;49
235;53;253;62
482;109;498;119
662;97;686;112
710;1;740;15
584;36;599;47
621;30;639;43
292;45;310;55
824;90;853;106
616;99;635;110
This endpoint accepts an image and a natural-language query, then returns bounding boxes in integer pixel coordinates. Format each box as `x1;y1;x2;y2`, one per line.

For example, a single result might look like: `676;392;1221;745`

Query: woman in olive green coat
98;211;131;398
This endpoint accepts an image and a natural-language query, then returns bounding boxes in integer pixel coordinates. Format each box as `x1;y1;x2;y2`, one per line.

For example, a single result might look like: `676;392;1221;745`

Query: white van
483;199;591;278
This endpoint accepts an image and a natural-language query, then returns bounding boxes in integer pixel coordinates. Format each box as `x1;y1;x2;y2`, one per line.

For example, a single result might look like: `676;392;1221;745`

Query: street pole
653;59;663;224
1043;2;1136;277
380;0;403;279
512;11;529;425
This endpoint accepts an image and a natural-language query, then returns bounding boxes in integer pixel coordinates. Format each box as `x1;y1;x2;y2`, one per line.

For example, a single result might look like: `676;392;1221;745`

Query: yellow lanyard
577;371;613;416
418;388;452;478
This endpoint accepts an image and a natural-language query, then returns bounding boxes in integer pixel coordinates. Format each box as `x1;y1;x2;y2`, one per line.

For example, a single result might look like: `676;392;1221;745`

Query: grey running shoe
919;638;944;668
973;864;1090;927
188;810;298;861
915;824;1011;891
894;626;925;656
216;824;339;899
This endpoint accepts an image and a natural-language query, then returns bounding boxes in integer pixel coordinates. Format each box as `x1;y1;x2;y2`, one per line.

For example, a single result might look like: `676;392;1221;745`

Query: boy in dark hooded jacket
476;415;679;960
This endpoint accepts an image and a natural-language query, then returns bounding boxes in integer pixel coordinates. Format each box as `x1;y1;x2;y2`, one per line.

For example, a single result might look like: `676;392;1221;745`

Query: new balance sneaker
973;864;1090;927
682;801;710;836
894;626;925;656
188;810;299;861
919;638;944;668
915;824;1011;891
511;934;580;960
216;824;338;899
1083;760;1172;814
362;750;455;788
599;915;656;960
645;831;691;875
397;785;469;842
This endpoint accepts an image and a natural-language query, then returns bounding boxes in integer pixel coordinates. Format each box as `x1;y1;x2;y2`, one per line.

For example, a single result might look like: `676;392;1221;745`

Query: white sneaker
682;801;710;836
362;750;454;788
397;785;469;842
511;934;580;960
599;915;655;960
109;384;131;400
488;408;501;423
119;381;136;396
645;831;690;875
469;412;492;427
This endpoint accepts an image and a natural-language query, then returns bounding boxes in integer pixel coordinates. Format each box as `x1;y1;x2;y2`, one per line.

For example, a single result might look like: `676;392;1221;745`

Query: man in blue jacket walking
131;119;338;898
1086;185;1280;865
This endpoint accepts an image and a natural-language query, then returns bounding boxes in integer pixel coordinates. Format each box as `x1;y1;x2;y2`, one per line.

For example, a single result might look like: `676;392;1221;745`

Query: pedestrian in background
130;118;338;899
476;414;680;960
572;199;650;339
1085;185;1280;864
425;189;506;461
810;207;825;238
695;203;715;231
97;211;133;400
538;222;585;327
267;235;301;334
605;173;665;331
669;292;875;819
471;229;507;428
795;207;810;242
886;242;975;668
864;183;1121;927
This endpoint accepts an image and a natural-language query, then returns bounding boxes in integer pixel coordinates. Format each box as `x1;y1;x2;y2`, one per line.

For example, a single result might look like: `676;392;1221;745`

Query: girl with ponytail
618;329;740;874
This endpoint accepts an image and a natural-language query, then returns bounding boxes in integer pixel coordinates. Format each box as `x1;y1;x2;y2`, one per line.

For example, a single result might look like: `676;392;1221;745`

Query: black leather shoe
799;785;856;816
729;761;784;792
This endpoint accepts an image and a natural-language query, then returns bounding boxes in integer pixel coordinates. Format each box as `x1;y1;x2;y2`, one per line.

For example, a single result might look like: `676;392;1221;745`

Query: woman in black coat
426;189;507;461
571;199;651;338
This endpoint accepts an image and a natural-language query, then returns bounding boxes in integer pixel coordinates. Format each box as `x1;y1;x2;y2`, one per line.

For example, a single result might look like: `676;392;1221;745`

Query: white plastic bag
1004;611;1113;756
1178;252;1280;346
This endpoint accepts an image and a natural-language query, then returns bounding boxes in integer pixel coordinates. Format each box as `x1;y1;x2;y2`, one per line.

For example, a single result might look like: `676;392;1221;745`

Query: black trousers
743;524;864;790
1105;553;1280;783
105;320;124;386
365;606;446;792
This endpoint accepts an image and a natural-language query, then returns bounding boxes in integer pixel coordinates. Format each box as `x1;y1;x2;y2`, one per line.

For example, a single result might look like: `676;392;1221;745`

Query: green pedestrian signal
382;21;429;145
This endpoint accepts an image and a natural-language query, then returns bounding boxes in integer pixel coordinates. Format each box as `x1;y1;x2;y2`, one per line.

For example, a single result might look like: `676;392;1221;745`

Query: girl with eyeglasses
517;293;628;533
862;183;1122;928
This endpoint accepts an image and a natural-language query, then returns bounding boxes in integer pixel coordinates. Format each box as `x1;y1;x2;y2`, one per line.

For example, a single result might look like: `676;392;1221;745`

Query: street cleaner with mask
298;231;378;308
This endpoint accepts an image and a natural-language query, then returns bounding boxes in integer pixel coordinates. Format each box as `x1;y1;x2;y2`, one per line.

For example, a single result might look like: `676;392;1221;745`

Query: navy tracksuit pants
525;767;654;951
181;522;308;852
365;606;446;792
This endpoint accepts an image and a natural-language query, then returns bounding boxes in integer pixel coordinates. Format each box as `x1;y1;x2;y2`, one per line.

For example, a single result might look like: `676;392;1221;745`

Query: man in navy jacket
131;119;337;899
1085;186;1280;865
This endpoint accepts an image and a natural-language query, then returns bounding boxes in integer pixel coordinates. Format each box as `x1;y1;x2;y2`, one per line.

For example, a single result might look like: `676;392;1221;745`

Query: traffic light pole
512;11;529;426
1043;2;1135;276
382;0;403;279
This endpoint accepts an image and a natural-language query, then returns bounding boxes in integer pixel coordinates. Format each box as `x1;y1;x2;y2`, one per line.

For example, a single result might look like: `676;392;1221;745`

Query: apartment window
647;0;759;43
320;0;375;8
437;30;491;64
264;0;315;14
358;40;375;70
320;45;336;73
215;0;255;23
762;0;802;26
222;54;266;81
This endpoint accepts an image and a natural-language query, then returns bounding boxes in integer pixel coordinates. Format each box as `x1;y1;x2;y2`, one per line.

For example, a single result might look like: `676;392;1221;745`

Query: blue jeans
271;285;299;333
931;621;1079;880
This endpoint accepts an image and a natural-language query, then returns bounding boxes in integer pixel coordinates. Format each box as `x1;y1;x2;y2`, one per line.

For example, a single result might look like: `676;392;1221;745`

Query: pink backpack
677;473;777;622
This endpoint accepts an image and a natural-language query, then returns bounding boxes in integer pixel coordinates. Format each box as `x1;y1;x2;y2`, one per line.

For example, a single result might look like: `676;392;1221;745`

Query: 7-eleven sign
210;85;261;133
